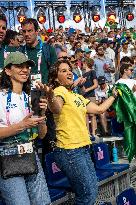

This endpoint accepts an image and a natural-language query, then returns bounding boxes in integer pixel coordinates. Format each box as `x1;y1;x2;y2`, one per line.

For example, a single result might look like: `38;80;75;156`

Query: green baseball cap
4;51;35;68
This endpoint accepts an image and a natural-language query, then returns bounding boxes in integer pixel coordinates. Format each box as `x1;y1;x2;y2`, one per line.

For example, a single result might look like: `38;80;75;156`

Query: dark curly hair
0;65;31;95
48;60;73;89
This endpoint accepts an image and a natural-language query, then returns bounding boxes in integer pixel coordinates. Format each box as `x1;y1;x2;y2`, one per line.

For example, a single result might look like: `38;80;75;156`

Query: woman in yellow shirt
37;60;118;205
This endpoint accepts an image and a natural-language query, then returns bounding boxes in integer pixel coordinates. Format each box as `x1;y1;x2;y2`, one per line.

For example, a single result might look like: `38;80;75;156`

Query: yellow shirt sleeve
54;86;69;102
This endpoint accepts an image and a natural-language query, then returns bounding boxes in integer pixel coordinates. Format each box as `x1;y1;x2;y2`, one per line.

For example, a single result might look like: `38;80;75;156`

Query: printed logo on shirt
6;103;17;109
74;97;86;108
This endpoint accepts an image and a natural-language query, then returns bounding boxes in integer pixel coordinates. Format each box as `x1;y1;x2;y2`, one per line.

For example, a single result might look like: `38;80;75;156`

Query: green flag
109;83;136;162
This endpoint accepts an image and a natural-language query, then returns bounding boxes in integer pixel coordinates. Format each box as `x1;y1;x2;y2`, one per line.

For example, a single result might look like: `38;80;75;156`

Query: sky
15;0;136;31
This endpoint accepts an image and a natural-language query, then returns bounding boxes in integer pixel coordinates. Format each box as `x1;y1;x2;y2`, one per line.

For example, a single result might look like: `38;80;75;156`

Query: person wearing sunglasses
94;44;115;84
116;63;136;97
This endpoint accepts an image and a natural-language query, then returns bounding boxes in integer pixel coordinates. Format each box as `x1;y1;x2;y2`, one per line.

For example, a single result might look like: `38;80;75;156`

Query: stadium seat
95;169;114;181
92;143;129;173
116;188;136;205
49;188;66;202
111;117;124;137
0;198;5;205
45;152;71;189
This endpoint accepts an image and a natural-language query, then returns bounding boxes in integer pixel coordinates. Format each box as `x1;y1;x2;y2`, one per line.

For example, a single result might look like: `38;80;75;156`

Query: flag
108;83;136;162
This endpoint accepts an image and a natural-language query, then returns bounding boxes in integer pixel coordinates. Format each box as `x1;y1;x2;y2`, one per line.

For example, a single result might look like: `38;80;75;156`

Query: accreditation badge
17;142;33;155
31;73;42;90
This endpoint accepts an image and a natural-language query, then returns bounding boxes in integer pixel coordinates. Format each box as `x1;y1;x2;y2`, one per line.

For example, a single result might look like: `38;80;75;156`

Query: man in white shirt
116;63;136;97
105;41;115;67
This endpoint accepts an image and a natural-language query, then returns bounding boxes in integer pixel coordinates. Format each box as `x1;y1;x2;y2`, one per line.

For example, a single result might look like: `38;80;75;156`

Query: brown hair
120;63;132;76
48;60;73;89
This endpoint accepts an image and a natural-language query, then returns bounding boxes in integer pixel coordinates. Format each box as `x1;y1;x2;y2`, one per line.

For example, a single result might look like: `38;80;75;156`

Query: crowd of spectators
0;13;136;204
0;14;136;142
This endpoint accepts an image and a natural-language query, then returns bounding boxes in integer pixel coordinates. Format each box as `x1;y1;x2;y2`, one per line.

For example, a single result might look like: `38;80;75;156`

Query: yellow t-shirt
54;86;91;149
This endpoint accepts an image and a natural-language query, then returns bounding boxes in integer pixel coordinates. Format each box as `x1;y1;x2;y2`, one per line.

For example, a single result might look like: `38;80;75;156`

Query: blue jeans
54;146;98;205
0;146;51;205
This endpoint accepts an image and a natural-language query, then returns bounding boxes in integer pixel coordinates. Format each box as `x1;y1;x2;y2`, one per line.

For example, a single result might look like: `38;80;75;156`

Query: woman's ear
55;78;59;83
5;68;12;77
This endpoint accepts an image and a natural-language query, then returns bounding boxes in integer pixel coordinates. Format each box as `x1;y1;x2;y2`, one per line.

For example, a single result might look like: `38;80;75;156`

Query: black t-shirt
83;70;97;98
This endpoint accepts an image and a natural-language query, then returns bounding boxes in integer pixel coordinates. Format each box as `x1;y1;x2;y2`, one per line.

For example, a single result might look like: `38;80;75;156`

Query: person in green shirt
0;16;23;70
21;18;57;84
0;14;7;71
3;29;23;55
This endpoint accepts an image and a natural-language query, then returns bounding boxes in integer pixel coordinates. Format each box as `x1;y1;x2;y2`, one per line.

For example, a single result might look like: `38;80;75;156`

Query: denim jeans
0;146;51;205
54;146;98;205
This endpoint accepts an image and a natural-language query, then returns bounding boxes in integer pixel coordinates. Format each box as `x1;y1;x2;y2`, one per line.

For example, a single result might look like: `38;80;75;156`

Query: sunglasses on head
128;68;133;71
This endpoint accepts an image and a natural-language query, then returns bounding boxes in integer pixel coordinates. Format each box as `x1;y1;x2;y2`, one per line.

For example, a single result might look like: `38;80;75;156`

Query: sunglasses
58;56;70;60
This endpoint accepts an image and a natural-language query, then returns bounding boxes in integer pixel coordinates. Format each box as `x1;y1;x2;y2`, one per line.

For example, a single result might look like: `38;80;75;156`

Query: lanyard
6;91;29;126
4;46;10;59
25;41;43;72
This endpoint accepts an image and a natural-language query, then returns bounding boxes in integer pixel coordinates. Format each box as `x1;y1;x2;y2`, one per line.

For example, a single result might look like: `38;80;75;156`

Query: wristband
112;92;118;99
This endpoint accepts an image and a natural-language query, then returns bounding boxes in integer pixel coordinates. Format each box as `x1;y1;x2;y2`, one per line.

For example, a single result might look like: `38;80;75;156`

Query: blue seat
49;188;66;202
100;203;112;205
111;117;124;137
93;143;129;173
45;152;71;189
0;198;5;205
95;169;114;181
116;188;136;205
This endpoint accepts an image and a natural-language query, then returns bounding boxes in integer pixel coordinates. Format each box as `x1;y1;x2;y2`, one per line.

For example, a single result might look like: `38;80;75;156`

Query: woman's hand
112;88;119;99
19;112;46;130
36;81;54;100
132;84;136;93
36;81;63;114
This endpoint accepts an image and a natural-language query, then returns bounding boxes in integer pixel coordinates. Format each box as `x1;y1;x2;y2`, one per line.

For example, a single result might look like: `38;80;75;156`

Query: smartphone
30;90;45;116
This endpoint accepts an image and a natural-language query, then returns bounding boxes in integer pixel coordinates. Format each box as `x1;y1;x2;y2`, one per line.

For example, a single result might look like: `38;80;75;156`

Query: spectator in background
94;45;115;83
21;18;57;84
66;35;75;56
89;41;98;58
107;30;115;41
4;30;21;52
54;34;67;56
0;14;7;70
119;42;132;61
95;76;112;136
46;35;55;46
84;48;92;60
75;48;84;71
73;41;82;53
105;41;116;67
120;56;134;66
82;58;98;138
116;63;136;97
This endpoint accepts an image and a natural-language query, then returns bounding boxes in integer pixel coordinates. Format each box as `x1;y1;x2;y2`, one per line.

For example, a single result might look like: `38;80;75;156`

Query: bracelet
112;92;118;99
